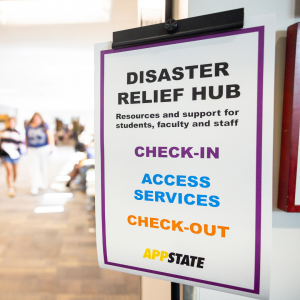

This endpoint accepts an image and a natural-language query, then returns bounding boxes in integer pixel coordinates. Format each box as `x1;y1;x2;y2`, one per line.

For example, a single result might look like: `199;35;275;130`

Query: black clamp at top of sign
112;8;244;49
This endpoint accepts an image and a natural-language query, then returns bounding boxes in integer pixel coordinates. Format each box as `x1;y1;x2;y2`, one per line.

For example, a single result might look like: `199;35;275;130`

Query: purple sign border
100;26;264;294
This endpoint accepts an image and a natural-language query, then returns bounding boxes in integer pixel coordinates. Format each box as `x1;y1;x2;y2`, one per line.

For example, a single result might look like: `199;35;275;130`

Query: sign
94;16;275;299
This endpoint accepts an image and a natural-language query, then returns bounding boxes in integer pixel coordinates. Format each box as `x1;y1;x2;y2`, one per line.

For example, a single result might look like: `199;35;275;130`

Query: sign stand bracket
112;8;244;50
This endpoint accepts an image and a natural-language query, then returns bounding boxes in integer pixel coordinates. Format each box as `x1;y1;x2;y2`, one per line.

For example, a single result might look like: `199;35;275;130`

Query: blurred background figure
0;117;22;197
26;112;55;195
0;0;178;298
66;141;94;188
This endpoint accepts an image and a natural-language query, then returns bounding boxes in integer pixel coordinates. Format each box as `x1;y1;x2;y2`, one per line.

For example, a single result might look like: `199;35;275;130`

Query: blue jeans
1;156;19;165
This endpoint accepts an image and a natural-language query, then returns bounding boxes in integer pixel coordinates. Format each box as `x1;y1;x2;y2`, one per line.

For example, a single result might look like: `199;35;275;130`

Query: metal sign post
183;285;200;300
171;282;180;300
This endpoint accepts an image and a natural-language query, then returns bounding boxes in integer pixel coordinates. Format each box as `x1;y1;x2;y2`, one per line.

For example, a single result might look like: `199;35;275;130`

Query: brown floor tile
0;146;140;299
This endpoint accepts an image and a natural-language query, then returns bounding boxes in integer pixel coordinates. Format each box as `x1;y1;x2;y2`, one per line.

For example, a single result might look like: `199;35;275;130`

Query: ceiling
0;0;138;115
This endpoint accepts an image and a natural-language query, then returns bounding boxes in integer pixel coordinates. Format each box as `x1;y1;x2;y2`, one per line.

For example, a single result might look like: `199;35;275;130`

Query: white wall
0;104;17;117
173;0;189;20
188;1;300;300
0;0;138;114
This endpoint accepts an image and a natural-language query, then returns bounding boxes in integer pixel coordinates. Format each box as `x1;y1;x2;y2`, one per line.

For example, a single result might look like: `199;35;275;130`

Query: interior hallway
0;146;140;300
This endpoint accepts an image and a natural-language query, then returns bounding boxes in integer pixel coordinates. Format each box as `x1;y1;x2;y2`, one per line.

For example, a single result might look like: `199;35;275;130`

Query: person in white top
25;113;55;195
0;117;22;197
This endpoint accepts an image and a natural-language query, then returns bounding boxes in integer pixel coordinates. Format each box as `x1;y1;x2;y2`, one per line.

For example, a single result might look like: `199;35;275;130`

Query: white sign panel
95;17;274;299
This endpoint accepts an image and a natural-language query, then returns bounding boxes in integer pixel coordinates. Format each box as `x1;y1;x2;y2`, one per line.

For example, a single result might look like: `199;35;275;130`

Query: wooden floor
0;146;140;300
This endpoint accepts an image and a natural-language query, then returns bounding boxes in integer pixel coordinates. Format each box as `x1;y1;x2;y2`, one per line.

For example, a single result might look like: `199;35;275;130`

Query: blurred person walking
0;117;22;197
26;113;54;195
